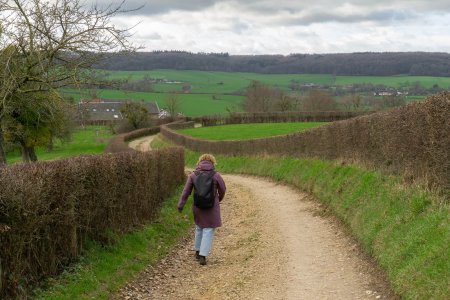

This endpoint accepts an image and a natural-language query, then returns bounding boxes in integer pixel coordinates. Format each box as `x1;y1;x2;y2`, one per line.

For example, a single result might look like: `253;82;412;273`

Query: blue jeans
195;225;215;257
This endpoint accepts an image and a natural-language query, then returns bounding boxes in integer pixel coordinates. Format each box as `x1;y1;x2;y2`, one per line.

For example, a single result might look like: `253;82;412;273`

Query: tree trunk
0;131;6;167
19;140;30;162
19;139;38;162
28;146;38;162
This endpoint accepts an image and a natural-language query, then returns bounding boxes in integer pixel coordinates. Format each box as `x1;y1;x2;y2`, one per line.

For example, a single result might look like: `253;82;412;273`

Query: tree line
242;81;409;113
98;51;450;76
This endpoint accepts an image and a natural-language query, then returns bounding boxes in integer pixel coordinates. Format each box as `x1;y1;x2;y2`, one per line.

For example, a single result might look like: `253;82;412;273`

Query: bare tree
165;92;181;120
341;94;362;111
274;94;298;112
302;89;338;111
243;81;296;113
0;0;139;164
243;81;272;112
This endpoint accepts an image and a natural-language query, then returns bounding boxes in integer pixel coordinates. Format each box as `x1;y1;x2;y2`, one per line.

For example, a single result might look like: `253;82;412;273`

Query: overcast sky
97;0;450;54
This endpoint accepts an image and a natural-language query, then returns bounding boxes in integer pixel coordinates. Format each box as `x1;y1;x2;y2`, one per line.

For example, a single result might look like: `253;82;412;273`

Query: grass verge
152;135;450;300
33;187;192;300
6;126;112;164
178;122;327;140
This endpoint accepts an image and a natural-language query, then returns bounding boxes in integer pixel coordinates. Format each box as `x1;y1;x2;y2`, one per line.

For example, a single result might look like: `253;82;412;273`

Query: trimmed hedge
188;111;371;126
162;92;450;190
104;126;161;153
0;148;185;298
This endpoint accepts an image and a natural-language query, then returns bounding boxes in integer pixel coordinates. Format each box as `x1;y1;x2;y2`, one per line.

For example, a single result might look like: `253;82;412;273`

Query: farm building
78;98;160;124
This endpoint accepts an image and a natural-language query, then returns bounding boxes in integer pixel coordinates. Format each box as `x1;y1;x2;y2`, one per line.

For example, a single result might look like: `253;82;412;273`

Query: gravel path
121;136;395;299
128;135;156;152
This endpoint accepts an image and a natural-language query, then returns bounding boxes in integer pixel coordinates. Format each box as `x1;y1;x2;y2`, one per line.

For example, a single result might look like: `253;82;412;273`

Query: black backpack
193;171;216;209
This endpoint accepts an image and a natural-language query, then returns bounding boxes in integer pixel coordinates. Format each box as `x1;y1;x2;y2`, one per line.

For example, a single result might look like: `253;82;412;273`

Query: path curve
122;135;394;299
128;135;156;152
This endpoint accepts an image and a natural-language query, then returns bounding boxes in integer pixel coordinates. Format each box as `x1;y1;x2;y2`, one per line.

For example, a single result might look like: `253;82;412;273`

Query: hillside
98;51;450;77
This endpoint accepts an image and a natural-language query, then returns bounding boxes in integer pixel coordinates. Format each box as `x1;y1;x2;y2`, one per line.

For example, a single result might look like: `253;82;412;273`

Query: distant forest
98;51;450;76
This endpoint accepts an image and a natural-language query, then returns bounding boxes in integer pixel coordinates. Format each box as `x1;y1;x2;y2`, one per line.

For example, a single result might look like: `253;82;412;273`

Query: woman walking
178;154;226;265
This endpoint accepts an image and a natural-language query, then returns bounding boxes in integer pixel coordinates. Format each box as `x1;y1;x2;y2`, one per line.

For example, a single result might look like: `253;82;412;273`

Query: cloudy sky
99;0;450;54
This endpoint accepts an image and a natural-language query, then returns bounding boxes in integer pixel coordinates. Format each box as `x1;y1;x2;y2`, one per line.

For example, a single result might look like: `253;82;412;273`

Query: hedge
188;111;371;126
0;148;185;298
104;126;161;153
162;92;450;190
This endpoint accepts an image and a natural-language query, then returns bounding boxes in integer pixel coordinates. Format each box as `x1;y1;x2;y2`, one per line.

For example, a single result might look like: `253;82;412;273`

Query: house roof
78;99;159;121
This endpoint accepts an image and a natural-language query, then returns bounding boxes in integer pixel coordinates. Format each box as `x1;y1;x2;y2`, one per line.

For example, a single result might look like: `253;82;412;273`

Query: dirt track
128;135;156;152
120;136;395;299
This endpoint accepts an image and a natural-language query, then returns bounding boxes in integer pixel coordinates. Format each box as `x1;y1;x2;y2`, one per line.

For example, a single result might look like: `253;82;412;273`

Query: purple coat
177;161;226;228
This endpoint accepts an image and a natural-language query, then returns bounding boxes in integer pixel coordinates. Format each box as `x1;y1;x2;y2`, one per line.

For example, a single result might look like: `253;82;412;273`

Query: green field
63;88;243;117
336;75;450;89
61;69;449;117
102;69;450;92
178;122;326;140
103;69;335;93
6;126;112;164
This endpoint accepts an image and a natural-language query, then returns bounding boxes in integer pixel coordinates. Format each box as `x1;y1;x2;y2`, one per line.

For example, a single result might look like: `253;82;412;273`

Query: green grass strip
178;122;326;140
153;135;450;300
7;126;112;164
34;187;192;300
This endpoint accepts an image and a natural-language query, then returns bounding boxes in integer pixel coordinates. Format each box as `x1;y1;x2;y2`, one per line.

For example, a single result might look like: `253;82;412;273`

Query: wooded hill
99;51;450;76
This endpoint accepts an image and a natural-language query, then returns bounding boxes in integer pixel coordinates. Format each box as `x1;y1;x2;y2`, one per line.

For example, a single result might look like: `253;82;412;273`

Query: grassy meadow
336;75;450;89
178;122;327;140
63;88;243;117
102;69;450;92
6;126;112;164
102;69;335;93
60;69;450;117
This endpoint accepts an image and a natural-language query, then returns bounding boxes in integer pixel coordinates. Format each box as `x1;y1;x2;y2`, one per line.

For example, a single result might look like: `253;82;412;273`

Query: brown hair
197;153;216;165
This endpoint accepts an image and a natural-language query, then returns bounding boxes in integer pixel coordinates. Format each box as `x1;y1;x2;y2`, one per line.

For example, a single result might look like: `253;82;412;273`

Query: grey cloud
229;0;450;16
89;0;450;55
90;0;220;15
208;19;249;34
231;20;250;34
91;0;450;17
283;9;417;26
142;32;162;40
294;30;319;39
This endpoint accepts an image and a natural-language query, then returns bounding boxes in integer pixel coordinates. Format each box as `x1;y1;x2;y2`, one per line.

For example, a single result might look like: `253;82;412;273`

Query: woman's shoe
199;255;207;265
195;251;200;260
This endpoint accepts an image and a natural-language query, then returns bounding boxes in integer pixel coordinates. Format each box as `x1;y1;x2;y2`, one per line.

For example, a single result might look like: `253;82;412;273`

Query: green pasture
6;126;112;164
101;70;334;93
101;69;450;92
404;95;426;102
62;88;243;117
62;70;448;117
336;75;450;89
178;122;326;140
